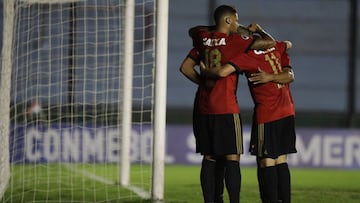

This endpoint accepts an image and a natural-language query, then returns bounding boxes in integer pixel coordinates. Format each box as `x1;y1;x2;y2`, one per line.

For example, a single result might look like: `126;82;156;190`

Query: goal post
0;0;14;199
120;0;135;187
152;0;169;200
0;0;168;202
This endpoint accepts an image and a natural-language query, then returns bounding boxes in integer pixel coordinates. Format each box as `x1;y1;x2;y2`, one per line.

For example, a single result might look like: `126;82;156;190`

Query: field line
63;164;151;200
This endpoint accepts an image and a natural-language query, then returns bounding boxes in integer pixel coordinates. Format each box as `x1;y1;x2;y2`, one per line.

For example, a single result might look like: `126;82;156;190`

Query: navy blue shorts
193;113;243;156
249;115;297;159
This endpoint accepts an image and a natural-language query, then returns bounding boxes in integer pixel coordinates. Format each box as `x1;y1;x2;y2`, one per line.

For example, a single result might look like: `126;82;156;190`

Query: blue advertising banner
9;124;360;169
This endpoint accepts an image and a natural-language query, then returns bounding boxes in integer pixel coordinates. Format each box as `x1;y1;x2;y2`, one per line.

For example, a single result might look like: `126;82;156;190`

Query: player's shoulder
227;34;253;51
230;33;253;42
275;41;292;52
190;29;211;42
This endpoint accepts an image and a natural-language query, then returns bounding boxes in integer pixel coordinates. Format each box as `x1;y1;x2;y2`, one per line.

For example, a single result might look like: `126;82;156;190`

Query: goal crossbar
19;0;84;4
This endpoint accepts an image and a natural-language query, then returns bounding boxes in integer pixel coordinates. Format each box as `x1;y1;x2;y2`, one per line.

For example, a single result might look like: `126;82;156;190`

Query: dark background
166;0;360;128
0;0;359;128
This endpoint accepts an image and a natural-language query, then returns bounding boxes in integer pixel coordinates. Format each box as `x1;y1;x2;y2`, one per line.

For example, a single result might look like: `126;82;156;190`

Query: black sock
214;158;225;203
224;160;241;203
276;163;290;203
262;166;278;203
201;158;216;203
257;160;265;202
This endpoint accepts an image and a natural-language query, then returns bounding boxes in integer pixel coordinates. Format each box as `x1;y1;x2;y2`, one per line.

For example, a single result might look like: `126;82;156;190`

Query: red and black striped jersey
229;41;295;123
190;30;254;114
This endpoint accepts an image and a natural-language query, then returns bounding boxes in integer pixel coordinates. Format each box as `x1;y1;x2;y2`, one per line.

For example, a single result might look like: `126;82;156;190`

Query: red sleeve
276;41;291;68
187;48;200;65
273;41;291;68
234;34;254;53
275;41;287;53
228;53;259;74
281;51;291;68
191;30;205;53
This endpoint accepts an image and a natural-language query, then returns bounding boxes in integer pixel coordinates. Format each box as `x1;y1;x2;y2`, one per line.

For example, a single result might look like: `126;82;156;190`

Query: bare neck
216;25;230;35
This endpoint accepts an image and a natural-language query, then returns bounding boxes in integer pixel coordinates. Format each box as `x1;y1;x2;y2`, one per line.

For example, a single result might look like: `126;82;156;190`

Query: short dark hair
213;5;237;24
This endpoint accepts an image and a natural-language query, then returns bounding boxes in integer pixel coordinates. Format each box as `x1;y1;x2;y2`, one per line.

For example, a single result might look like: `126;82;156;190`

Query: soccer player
200;28;296;203
247;41;296;203
181;4;275;203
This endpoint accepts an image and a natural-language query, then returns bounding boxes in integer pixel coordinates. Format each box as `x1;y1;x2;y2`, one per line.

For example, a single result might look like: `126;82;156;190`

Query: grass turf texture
1;164;359;203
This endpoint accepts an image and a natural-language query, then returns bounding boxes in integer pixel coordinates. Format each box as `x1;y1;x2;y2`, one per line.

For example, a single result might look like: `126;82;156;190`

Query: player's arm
249;41;294;84
248;67;294;85
200;53;259;78
180;48;201;84
199;61;236;78
277;41;294;84
248;23;276;50
188;25;216;38
284;40;292;49
180;57;201;84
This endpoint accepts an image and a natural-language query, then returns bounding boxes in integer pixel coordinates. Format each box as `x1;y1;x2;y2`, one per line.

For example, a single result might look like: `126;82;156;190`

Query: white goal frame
0;0;14;199
0;0;168;201
152;0;168;200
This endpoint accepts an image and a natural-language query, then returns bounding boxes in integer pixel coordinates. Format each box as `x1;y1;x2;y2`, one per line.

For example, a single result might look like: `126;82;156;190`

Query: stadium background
0;0;359;127
0;1;358;202
166;0;360;128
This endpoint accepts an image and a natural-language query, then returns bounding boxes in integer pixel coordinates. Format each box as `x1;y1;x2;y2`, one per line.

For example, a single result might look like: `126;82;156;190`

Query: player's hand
248;23;262;33
200;61;206;69
248;67;273;84
237;25;252;37
204;79;216;89
199;61;208;75
199;61;216;89
284;40;293;50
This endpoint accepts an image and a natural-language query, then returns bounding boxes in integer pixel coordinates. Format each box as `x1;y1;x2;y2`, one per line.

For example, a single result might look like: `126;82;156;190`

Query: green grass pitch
165;165;360;203
1;164;359;203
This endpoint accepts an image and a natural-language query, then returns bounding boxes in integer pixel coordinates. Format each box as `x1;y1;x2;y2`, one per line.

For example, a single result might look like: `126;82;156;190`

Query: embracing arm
249;40;294;84
188;25;216;38
199;52;261;78
199;61;236;78
284;40;292;50
179;57;201;85
248;23;276;50
248;67;294;85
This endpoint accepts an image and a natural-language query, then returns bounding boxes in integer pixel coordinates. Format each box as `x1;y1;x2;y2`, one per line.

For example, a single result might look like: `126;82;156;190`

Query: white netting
0;0;157;202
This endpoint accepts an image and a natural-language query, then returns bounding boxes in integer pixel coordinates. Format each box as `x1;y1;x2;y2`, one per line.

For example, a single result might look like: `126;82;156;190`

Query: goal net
0;0;167;202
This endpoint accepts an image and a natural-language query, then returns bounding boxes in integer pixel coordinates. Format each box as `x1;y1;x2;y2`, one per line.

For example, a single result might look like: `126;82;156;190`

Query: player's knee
259;158;276;167
203;155;216;162
225;154;240;162
275;155;287;165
